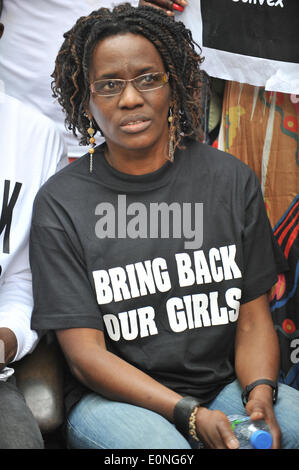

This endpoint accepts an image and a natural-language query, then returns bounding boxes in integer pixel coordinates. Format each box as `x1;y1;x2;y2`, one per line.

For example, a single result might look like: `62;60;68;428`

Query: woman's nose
118;81;144;108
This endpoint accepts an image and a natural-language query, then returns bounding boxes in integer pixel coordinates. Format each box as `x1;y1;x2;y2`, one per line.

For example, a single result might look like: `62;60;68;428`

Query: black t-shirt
30;138;286;412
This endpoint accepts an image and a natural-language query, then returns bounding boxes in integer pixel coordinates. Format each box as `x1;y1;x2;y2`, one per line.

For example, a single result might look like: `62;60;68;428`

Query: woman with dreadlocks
29;3;299;449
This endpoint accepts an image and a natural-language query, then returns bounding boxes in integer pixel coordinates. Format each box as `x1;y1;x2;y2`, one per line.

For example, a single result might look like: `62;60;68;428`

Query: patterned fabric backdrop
218;82;299;389
218;81;299;228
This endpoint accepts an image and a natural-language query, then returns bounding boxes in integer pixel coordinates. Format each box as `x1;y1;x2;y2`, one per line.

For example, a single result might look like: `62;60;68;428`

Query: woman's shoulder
188;138;249;167
185;138;256;182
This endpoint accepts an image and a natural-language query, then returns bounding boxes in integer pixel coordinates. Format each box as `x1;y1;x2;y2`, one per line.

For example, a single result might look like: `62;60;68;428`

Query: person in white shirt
0;15;67;448
0;0;138;159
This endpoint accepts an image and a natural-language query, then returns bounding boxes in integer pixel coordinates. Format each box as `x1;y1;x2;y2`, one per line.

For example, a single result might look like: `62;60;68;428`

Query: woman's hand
246;385;281;448
139;0;187;16
195;407;240;449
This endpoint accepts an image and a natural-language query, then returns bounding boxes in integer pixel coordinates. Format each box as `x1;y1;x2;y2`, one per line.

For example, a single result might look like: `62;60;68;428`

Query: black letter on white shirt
0;180;22;254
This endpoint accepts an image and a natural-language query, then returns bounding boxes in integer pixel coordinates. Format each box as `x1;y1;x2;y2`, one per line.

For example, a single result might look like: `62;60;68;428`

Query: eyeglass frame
89;71;170;97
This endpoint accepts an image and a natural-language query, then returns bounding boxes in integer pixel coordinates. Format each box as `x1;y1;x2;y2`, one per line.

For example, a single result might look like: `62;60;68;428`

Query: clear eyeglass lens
135;73;167;91
92;73;168;96
93;80;123;95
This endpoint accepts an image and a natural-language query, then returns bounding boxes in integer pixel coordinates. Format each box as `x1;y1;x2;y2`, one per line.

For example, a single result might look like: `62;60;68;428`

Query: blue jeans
66;380;299;449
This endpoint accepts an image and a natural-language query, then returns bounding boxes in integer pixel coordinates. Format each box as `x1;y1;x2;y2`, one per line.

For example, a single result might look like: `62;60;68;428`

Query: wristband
241;379;278;407
173;396;201;439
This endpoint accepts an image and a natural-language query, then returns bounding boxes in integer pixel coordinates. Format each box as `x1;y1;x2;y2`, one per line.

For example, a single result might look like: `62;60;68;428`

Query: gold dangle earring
168;107;175;162
88;120;95;173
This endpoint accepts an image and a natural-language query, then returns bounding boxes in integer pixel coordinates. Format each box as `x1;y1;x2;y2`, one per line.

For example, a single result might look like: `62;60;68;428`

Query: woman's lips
119;115;152;134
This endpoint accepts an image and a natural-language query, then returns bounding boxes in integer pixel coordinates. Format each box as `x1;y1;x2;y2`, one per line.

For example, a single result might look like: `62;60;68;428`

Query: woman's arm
56;327;182;422
192;293;281;449
56;326;239;448
234;293;281;448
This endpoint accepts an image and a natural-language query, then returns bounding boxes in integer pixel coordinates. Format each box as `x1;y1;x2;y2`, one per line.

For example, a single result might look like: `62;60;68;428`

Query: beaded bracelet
188;405;200;441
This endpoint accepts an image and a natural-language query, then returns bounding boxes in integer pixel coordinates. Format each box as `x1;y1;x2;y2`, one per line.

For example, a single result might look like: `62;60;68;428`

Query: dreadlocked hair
52;3;204;158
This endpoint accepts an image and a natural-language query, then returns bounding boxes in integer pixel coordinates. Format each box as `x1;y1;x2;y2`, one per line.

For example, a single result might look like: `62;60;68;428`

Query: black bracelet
241;379;278;407
173;396;201;439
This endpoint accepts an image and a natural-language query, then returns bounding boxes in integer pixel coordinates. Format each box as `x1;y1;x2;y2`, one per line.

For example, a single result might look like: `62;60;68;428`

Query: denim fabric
67;379;299;449
67;393;191;449
0;377;44;449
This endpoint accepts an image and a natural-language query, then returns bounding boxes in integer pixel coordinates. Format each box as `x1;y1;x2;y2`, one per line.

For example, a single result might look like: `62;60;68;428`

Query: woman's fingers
139;0;188;16
196;407;240;449
217;419;240;449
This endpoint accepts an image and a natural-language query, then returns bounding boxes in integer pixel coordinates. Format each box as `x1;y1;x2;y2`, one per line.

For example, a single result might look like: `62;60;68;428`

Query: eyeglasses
90;72;169;97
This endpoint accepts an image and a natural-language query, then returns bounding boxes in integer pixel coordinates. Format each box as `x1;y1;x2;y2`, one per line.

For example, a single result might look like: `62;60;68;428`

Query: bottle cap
250;430;273;449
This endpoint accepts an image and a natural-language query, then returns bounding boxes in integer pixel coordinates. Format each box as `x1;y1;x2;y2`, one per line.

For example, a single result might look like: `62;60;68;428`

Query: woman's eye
106;81;116;89
143;74;154;83
137;74;156;87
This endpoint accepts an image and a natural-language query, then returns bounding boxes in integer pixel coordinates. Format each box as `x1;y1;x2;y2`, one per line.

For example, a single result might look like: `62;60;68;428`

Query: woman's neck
104;141;170;175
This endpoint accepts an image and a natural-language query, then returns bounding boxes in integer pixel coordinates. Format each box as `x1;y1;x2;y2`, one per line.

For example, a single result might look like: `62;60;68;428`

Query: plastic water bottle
228;415;273;449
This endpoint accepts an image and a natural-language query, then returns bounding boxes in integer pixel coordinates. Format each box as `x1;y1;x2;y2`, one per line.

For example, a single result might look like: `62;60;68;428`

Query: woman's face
88;33;171;156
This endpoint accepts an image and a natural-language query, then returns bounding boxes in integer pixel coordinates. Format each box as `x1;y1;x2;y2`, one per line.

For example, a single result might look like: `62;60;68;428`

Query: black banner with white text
201;0;299;63
177;0;299;93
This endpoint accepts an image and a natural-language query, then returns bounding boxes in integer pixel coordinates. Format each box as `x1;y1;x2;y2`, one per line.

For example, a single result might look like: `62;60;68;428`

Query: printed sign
177;0;299;93
201;0;298;63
